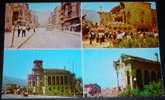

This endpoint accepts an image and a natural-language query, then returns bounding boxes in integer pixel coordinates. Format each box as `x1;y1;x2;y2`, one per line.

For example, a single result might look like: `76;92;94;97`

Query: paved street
1;94;77;98
20;27;81;49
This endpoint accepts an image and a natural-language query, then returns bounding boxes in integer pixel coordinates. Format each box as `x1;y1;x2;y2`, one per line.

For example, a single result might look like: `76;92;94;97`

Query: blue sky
81;2;156;12
29;3;60;12
3;50;82;80
27;2;156;12
83;48;160;89
3;48;161;89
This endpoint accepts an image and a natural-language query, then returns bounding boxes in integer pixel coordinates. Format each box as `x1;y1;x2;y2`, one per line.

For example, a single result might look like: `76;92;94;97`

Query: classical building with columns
28;60;82;96
113;54;161;91
98;2;157;32
5;3;32;32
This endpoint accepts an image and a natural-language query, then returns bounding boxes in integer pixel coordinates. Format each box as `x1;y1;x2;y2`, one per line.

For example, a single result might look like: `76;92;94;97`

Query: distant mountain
82;9;100;23
2;76;28;88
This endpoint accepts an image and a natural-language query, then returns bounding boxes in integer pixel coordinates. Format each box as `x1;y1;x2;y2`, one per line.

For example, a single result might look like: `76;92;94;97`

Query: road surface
20;27;81;49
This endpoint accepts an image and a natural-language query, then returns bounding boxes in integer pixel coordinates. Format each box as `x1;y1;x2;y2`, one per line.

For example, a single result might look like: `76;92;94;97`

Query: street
4;27;81;49
1;94;78;98
19;27;81;48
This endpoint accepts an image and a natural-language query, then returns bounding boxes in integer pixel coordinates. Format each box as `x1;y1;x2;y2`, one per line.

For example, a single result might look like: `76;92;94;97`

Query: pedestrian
22;25;26;37
17;25;21;37
33;26;36;33
89;30;95;45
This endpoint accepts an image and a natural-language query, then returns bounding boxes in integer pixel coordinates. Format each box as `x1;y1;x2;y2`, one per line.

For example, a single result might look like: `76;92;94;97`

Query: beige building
51;6;62;30
98;2;157;32
5;3;32;32
113;54;161;91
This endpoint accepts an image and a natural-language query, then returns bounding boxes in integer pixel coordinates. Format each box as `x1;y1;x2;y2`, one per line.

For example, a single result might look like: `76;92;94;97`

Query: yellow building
98;2;156;32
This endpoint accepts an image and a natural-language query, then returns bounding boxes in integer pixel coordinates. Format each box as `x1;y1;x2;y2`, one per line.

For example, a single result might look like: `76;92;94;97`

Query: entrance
12;11;19;25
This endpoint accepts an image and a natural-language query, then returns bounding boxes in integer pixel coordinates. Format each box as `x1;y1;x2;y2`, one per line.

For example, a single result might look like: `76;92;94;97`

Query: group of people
13;24;36;38
88;30;159;48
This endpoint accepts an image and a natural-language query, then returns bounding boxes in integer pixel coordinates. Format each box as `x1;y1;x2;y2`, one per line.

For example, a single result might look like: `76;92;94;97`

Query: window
61;76;64;85
56;76;59;85
48;76;51;85
144;70;150;85
136;69;143;88
52;76;55;85
64;76;68;85
157;71;161;80
151;71;156;82
127;71;130;85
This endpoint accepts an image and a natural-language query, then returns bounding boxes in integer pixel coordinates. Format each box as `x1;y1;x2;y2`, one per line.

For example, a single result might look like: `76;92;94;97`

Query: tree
120;81;163;96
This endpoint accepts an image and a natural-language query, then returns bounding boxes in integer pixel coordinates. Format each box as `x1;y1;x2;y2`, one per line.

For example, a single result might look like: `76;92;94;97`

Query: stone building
113;54;161;91
5;3;32;32
51;6;63;30
84;83;101;97
98;2;157;32
61;2;81;32
31;11;39;28
28;60;82;96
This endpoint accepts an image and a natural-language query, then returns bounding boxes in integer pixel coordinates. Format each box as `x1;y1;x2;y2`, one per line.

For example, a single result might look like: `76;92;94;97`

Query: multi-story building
61;2;81;32
31;11;39;28
98;2;157;32
5;3;32;32
28;60;82;96
51;6;62;30
113;54;161;91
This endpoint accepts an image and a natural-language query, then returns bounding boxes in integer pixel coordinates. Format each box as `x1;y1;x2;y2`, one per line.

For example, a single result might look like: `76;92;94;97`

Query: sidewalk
4;29;36;49
54;29;80;36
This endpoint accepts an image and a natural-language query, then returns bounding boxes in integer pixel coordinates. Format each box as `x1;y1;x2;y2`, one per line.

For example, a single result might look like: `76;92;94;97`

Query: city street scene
82;2;159;48
83;48;163;97
2;50;83;98
4;3;81;49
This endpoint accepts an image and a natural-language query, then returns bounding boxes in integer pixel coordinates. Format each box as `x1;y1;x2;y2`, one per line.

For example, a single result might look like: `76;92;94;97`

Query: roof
44;68;71;74
120;54;160;64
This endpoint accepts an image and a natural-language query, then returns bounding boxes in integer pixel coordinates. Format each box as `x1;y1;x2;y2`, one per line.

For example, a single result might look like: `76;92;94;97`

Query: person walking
89;30;95;45
22;25;26;37
17;25;21;37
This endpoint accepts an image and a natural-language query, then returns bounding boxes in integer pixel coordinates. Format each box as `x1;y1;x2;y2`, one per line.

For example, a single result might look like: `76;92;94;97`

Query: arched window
61;76;64;85
136;69;142;88
157;71;161;80
48;76;51;85
127;71;130;85
56;76;59;85
144;70;150;85
151;71;156;82
52;76;55;85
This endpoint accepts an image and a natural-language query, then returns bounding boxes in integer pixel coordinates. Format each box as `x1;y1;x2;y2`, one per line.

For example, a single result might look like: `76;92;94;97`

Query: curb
16;32;36;48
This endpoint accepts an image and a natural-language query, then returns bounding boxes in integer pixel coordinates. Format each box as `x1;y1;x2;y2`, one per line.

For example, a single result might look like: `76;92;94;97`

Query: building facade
51;6;63;30
28;60;82;96
113;54;161;91
5;3;32;32
98;2;157;32
84;83;101;97
61;2;81;32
